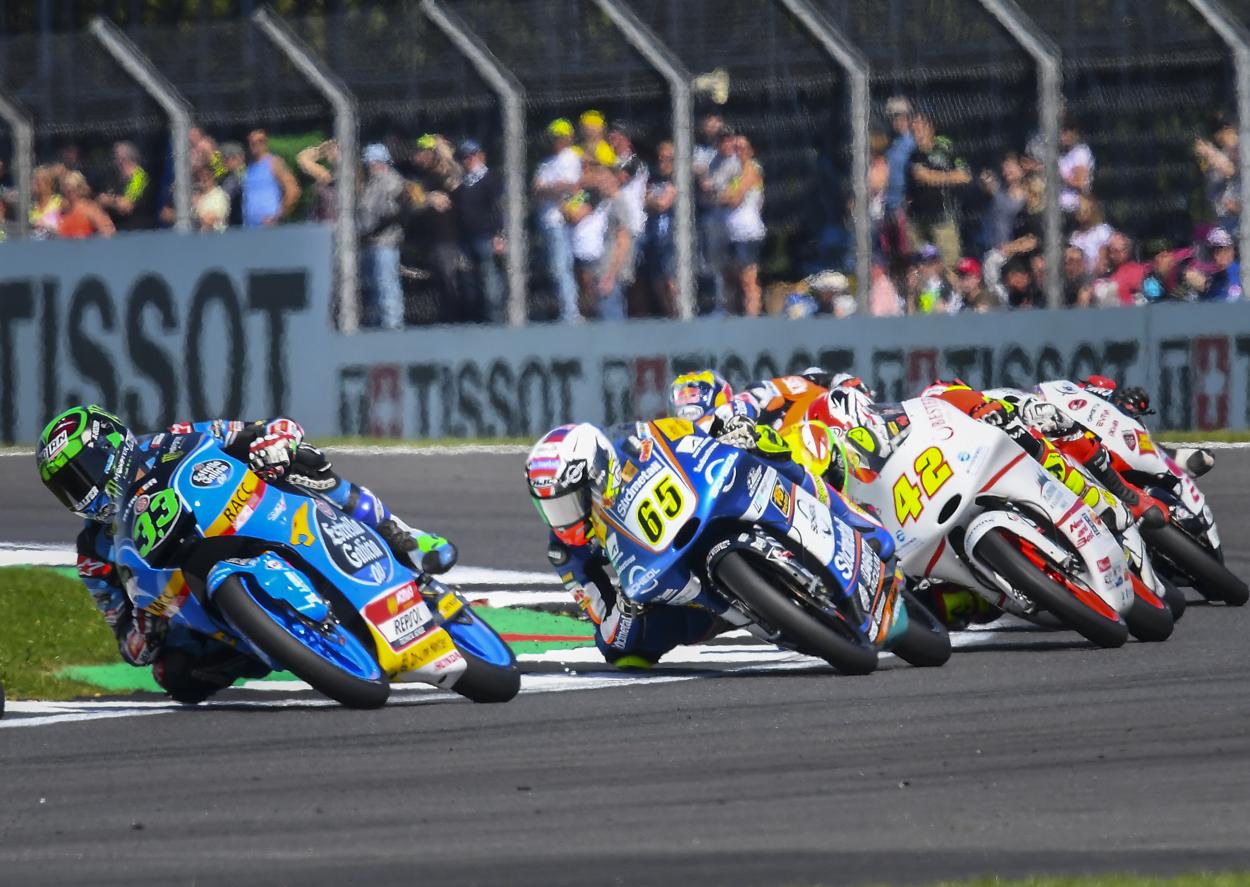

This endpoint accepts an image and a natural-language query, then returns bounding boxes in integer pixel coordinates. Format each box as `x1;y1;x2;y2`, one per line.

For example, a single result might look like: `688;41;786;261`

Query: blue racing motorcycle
112;433;519;708
594;419;950;674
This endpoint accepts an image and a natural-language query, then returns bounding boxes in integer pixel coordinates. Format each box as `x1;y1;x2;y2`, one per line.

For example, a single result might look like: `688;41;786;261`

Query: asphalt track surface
3;448;1250;886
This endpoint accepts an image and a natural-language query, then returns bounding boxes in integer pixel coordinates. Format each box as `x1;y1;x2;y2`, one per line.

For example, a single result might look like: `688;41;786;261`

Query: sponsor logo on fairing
316;508;390;581
1067;513;1097;548
191;459;232;489
831;524;860;586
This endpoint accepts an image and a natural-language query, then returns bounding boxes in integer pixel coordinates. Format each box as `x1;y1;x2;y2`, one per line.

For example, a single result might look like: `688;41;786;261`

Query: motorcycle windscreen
532;489;592;546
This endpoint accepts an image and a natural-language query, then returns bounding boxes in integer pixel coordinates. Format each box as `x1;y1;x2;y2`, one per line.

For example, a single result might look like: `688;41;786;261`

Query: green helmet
37;406;137;522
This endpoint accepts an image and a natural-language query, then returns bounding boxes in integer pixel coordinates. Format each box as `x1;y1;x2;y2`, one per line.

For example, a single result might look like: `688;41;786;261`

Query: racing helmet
807;385;877;433
668;370;732;422
37;405;137;522
784;420;850;492
918;378;972;399
525;423;619;546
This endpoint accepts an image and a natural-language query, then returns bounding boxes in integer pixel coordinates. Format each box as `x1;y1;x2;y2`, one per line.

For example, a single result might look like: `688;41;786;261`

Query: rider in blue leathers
525;421;895;669
39;406;456;703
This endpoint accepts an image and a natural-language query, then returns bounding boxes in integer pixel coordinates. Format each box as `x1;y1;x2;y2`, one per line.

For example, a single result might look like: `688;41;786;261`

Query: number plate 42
892;446;953;525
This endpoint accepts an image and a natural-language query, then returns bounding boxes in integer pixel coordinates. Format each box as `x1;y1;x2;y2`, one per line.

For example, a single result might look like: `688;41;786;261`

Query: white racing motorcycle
1035;380;1248;607
842;397;1173;647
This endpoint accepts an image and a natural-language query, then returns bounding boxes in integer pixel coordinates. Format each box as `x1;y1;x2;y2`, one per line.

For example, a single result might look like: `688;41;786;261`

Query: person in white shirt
532;119;584;322
1059;119;1094;215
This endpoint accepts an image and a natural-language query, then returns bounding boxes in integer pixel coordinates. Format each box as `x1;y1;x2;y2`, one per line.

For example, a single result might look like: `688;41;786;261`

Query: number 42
892;446;952;525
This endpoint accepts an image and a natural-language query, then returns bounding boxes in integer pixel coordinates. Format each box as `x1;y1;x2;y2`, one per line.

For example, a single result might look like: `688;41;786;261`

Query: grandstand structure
0;0;1245;326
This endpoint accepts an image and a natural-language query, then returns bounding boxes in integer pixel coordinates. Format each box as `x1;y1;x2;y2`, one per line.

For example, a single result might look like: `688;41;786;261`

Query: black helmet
37;406;137;522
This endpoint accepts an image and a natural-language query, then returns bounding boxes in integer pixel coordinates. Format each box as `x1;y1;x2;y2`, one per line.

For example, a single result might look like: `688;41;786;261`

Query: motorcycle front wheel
975;530;1128;649
891;590;953;667
713;550;878;675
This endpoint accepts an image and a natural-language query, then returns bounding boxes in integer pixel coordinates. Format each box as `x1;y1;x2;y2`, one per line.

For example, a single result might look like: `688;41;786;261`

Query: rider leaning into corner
523;370;897;669
36;405;457;704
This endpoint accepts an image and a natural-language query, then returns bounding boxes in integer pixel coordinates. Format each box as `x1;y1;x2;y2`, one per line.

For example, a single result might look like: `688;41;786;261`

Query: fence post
976;0;1063;310
0;90;33;239
89;17;194;233
420;0;529;327
776;0;871;314
591;0;696;320
1188;0;1250;277
252;6;361;333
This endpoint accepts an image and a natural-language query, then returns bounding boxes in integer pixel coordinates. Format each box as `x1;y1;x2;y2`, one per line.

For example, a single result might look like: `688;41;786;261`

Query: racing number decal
133;489;181;558
891;446;952;525
636;476;684;545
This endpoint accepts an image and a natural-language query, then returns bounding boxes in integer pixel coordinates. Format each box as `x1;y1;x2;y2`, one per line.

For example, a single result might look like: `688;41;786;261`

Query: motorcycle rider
36;405;457;703
526;421;897;668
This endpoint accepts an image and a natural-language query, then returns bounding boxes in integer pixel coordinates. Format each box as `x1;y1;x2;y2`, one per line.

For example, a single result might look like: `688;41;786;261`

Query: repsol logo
0;268;308;443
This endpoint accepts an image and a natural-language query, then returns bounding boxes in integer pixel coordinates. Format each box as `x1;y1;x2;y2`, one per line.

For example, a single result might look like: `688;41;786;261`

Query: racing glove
709;414;759;451
248;418;304;479
1019;400;1069;436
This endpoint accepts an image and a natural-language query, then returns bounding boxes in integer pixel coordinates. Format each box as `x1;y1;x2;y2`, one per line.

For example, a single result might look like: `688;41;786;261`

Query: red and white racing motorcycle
1035;379;1248;607
842;396;1173;647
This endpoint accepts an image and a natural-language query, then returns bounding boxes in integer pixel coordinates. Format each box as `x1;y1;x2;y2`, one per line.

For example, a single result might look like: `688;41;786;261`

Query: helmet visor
532;488;592;545
44;441;115;517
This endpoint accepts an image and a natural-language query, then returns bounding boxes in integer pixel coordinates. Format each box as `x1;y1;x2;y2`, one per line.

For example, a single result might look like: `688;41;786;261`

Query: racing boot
1164;446;1215;479
1079;446;1167;530
922;581;997;631
315;468;458;575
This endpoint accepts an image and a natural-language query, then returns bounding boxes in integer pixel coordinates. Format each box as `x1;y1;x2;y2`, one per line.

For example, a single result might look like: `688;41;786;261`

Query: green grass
0;567;122;700
1158;429;1250;443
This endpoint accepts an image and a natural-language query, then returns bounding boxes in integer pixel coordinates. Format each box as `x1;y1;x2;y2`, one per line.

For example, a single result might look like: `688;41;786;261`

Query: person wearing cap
533;119;584;322
881;96;915;268
955;256;997;312
911;243;953;313
578;110;617;168
453;139;506;323
410;134;466;322
358;143;407;330
1200;227;1242;302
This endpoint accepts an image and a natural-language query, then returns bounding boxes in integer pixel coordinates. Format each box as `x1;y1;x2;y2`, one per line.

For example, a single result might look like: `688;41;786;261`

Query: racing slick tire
451;649;522;703
1143;524;1249;607
892;590;953;667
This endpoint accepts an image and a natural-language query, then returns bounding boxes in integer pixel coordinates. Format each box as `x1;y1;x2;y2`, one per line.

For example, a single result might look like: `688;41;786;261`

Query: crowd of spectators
832;97;1243;319
0;99;1240;324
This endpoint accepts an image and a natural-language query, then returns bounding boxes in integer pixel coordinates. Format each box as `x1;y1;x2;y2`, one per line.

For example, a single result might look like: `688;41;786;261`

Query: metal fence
0;0;1246;328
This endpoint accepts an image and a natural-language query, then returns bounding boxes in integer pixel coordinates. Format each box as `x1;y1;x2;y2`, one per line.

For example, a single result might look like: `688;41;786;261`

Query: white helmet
807;385;878;433
525;423;619;546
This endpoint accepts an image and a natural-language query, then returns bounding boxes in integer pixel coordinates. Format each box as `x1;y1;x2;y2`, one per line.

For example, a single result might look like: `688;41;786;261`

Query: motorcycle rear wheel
974;530;1128;649
215;576;390;709
713;550;878;675
1143;524;1249;606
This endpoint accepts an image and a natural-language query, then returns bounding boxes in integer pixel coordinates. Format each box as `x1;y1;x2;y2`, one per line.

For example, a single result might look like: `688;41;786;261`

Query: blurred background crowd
0;0;1245;327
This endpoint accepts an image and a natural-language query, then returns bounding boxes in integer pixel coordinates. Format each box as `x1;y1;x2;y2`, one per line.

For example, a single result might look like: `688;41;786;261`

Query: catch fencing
0;0;1246;324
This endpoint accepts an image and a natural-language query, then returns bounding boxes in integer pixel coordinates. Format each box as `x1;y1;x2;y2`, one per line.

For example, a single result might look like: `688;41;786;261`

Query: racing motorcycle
593;418;951;676
1035;380;1248;607
842;397;1173;648
113;433;520;708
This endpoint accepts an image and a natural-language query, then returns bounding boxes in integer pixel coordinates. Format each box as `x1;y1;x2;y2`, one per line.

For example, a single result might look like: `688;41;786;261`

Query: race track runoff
2;446;1250;886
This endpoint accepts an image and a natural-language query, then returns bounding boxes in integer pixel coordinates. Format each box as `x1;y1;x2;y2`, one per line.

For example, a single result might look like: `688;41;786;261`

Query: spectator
1141;239;1182;303
1058;118;1094;214
693;114;729;313
607;121;648;243
1195;119;1240;236
593;164;636;321
578;110;617;167
219;142;246;227
954;257;997;312
1097;231;1148;306
1062;245;1093;308
906;112;971;270
869;129;889;257
640;139;677;317
188;126;223;180
358;143;407;331
97;141;154;231
912;244;953;313
1201;227;1242;302
723;134;766;316
692;114;722;181
242;129;301;228
989;173;1045;295
57;171;114;239
979;152;1027;254
565;164;606;317
532;118;583;323
192;163;229;233
881;96;915;268
30;165;63;239
870;261;904;317
453;139;506;324
1068;195;1113;273
699;126;741;314
1002;257;1043;309
409;134;465;322
296;139;339;224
